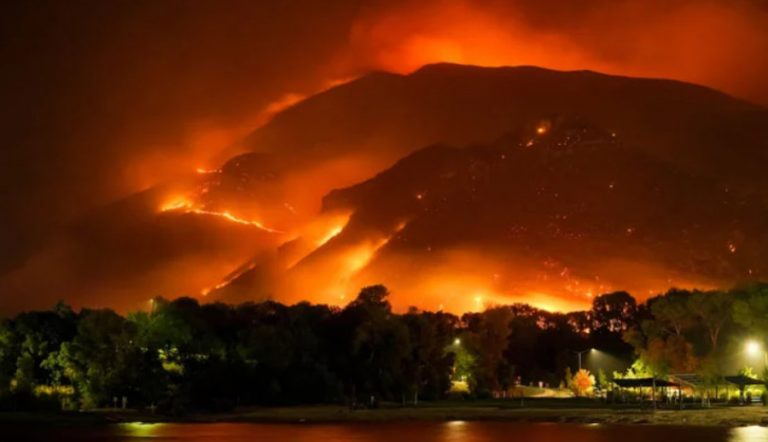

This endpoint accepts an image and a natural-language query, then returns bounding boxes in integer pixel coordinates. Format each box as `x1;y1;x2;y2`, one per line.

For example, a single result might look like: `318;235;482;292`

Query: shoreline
3;404;768;427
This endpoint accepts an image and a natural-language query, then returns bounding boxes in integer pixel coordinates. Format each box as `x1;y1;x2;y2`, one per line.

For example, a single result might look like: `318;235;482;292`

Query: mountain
203;63;768;242
3;63;767;313
0;184;282;314
212;117;768;311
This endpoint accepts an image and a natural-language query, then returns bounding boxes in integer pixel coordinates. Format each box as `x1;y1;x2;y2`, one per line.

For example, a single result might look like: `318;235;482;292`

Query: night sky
3;0;768;314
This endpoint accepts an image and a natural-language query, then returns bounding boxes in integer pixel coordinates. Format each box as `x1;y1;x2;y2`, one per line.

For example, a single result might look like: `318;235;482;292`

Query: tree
591;292;637;333
596;368;610;393
58;309;149;408
733;284;768;336
401;310;456;403
462;307;513;395
591;292;637;357
0;320;14;392
334;285;411;403
623;289;700;378
570;369;595;397
636;335;698;376
650;289;694;336
688;290;732;353
349;285;391;310
8;307;77;392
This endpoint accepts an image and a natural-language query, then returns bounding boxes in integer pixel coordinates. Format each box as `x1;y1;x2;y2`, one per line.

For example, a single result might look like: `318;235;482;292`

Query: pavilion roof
668;373;701;387
724;375;764;387
613;377;679;388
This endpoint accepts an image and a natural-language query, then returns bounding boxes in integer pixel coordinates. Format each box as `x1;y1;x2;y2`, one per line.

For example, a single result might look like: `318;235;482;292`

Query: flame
342;235;393;275
283;211;353;269
535;121;551;135
200;260;259;296
278;220;408;305
316;225;344;248
160;197;194;212
159;196;283;234
199;211;354;296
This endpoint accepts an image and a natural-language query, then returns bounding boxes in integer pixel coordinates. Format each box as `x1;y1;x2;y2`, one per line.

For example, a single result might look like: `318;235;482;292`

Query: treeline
623;283;768;382
2;283;767;413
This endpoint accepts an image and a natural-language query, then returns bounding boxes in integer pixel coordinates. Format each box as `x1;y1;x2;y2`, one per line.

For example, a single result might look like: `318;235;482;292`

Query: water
3;421;766;442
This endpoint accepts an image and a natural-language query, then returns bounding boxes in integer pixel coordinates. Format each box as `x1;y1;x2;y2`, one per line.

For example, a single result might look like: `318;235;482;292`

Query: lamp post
743;340;766;404
573;348;594;370
746;340;766;388
745;340;768;370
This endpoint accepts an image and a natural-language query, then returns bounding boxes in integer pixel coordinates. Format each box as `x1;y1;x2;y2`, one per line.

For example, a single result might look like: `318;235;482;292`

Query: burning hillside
210;116;768;312
2;64;768;314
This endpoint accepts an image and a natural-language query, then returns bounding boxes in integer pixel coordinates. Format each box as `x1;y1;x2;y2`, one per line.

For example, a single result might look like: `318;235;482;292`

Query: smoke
340;0;768;103
2;0;768;313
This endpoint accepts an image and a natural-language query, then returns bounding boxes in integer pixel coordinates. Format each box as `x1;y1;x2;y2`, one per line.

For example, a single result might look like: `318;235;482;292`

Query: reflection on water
730;426;768;442
4;421;768;441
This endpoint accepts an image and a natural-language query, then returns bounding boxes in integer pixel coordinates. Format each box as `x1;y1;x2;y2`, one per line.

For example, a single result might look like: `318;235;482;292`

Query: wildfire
160;197;194;212
200;260;259;296
159;196;283;234
337;222;407;277
316;225;344;247
343;235;396;275
535;120;551;136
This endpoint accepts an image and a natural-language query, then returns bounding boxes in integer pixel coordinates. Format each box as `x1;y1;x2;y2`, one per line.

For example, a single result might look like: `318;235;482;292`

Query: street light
746;340;761;357
745;340;767;367
454;338;461;346
573;348;594;370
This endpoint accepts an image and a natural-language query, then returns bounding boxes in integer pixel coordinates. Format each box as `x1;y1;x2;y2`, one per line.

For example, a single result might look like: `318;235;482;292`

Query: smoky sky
2;0;768;277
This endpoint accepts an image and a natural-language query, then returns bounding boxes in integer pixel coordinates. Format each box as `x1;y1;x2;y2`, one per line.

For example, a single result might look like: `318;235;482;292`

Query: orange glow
10;2;768;317
159;196;283;234
201;260;259;297
340;1;768;104
160;197;194;212
255;93;306;126
316;225;344;248
342;236;392;276
337;222;407;278
283;211;353;270
535;121;551;136
274;220;409;305
344;2;605;76
197;211;354;297
332;246;721;313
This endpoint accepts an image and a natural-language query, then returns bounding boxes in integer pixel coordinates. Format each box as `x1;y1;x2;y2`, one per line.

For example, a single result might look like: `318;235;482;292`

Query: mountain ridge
3;63;768;313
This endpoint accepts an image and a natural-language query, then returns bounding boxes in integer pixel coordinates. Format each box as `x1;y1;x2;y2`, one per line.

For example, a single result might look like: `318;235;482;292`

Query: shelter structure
725;375;764;404
612;377;680;410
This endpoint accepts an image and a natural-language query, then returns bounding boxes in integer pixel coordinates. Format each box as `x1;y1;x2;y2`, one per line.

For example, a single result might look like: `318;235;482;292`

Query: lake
3;421;766;441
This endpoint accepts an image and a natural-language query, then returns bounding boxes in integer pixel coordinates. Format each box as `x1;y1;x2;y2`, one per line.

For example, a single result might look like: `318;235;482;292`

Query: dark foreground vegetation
2;283;768;416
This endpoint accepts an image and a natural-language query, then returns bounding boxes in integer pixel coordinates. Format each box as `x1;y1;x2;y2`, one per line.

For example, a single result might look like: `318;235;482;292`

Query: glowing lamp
746;340;762;356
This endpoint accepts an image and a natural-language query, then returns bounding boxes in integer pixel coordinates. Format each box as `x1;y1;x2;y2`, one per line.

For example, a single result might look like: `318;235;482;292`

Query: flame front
159;196;283;234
